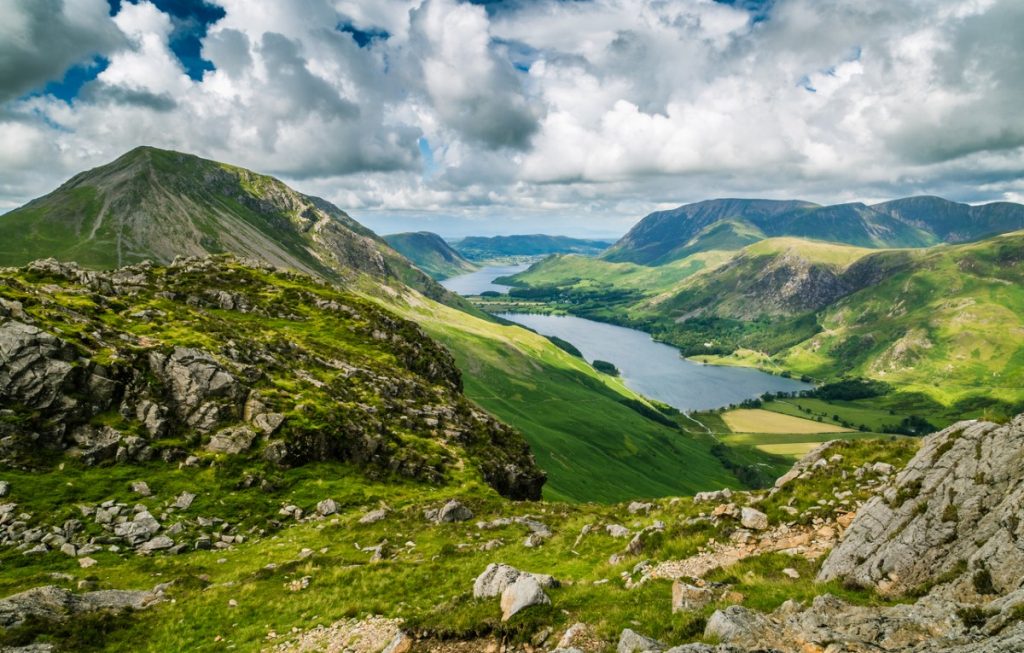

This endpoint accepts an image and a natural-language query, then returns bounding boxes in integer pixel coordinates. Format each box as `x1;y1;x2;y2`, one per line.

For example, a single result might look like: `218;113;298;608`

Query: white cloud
0;0;1022;237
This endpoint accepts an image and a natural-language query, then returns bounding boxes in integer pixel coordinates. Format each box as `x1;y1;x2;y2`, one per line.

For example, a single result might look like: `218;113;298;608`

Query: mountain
602;199;816;264
0;147;761;503
383;231;477;280
505;232;1024;411
454;234;613;260
604;196;1024;265
0;146;449;301
872;195;1024;242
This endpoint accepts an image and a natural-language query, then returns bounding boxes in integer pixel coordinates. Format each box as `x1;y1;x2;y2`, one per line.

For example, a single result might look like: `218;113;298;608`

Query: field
721;431;896;457
721;409;854;435
762;398;911;432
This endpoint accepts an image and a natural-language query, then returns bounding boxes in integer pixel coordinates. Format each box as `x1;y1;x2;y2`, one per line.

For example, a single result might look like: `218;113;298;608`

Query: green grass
0;437;917;652
391;297;742;502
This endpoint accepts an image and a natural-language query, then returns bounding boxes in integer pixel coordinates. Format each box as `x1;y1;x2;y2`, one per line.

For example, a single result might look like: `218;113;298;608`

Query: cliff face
0;257;544;502
700;415;1024;653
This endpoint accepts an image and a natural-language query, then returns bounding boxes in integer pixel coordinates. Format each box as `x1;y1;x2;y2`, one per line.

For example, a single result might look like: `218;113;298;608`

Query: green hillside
384;231;478;280
502;232;1024;414
0;146;452;303
602;196;1024;265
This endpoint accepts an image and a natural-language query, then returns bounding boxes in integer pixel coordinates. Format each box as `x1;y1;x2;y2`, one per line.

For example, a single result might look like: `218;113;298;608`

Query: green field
721;409;854;435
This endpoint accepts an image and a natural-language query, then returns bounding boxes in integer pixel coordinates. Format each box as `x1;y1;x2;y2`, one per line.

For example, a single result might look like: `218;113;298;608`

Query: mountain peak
0;148;448;301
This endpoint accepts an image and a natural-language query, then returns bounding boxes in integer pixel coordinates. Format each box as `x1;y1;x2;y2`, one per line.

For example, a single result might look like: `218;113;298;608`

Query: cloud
0;0;1023;237
0;0;125;102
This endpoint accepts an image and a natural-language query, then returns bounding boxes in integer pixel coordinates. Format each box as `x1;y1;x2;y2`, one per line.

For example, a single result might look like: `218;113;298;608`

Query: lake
500;313;811;412
440;263;530;295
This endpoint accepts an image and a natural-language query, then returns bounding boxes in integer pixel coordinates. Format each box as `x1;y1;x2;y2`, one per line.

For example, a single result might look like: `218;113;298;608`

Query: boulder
131;481;151;497
819;417;1024;596
113;511;160;546
703;606;776;646
316;499;339;516
436;500;473;523
499;575;550;621
473;563;557;599
739;507;768;531
606;524;631;538
617;628;664;653
172;492;196;510
0;585;161;629
138;536;174;553
359;508;388;524
148;347;244;432
206;425;257;454
672;581;715;613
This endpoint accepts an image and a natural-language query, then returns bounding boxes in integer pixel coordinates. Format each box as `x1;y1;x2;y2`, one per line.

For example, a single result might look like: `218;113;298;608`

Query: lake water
499;313;812;412
440;263;530;295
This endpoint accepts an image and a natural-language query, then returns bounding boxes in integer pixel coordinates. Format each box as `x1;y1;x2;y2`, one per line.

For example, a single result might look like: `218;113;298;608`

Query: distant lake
499;313;812;412
440;263;529;295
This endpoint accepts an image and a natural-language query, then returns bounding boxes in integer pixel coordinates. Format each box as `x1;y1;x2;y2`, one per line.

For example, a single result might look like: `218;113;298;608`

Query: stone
819;417;1024;597
316;499;339;516
871;461;895;475
359;508;388;524
131;481;151;496
172;492;196;510
113;511;160;546
0;481;9;497
473;563;557;599
672;581;715;613
782;568;800;579
694;488;733;503
557;622;595;650
739;507;768;531
0;585;161;629
628;501;654;514
437;500;473;523
206;425;257;454
606;524;631;538
500;575;550;621
617;628;664;653
138;536;174;553
703;605;776;645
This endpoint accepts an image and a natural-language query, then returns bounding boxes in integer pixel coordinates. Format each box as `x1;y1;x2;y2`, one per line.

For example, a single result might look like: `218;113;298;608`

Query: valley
1;150;1022;653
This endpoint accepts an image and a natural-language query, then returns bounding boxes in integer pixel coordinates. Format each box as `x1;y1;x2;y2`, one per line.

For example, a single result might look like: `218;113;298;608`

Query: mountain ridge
383;231;478;280
605;196;1024;264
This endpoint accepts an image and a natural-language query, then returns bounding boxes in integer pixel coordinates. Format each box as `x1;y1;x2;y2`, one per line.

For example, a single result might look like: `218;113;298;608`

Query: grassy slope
386;292;741;503
0;439;918;652
504;234;1024;412
383;232;478;280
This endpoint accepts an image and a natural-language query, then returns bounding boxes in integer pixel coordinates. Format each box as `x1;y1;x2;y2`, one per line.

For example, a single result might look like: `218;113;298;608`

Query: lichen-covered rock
473;563;557;599
819;416;1024;597
0;585;162;629
617;628;664;653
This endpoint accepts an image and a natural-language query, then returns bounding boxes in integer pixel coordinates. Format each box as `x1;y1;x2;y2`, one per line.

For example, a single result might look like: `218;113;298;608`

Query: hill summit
0;146;446;299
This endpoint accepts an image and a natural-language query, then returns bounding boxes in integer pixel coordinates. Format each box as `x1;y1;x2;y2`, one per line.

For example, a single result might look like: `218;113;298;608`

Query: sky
1;0;1023;238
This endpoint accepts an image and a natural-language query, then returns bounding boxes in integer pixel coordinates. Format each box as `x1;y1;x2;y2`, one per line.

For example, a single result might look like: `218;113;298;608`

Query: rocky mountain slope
0;146;452;303
383;232;478;280
604;196;1024;264
0;255;543;503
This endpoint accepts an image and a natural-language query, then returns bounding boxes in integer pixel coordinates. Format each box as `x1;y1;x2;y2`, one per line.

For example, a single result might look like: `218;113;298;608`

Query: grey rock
819;416;1024;597
113;511;160;546
617;628;665;653
138;536;174;553
739;507;768;531
0;585;161;629
436;500;473;523
0;322;76;416
628;501;654;514
500;575;550;621
0;481;9;497
316;499;338;516
359;508;388;524
472;563;557;599
172;492;196;510
148;347;243;432
704;606;776;646
206;425;256;454
131;481;151;497
606;524;631;538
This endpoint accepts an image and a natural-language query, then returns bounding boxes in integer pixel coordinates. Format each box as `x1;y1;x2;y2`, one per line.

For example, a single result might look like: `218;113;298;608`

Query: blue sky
2;0;1023;238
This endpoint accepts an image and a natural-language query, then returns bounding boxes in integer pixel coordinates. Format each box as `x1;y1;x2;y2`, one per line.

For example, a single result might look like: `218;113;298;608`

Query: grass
0;436;918;652
721;409;854;434
387;294;743;503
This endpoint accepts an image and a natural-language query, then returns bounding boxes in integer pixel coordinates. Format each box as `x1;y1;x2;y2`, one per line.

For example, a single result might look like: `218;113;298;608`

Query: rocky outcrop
819;416;1024;597
698;415;1024;653
0;585;162;629
0;257;545;503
